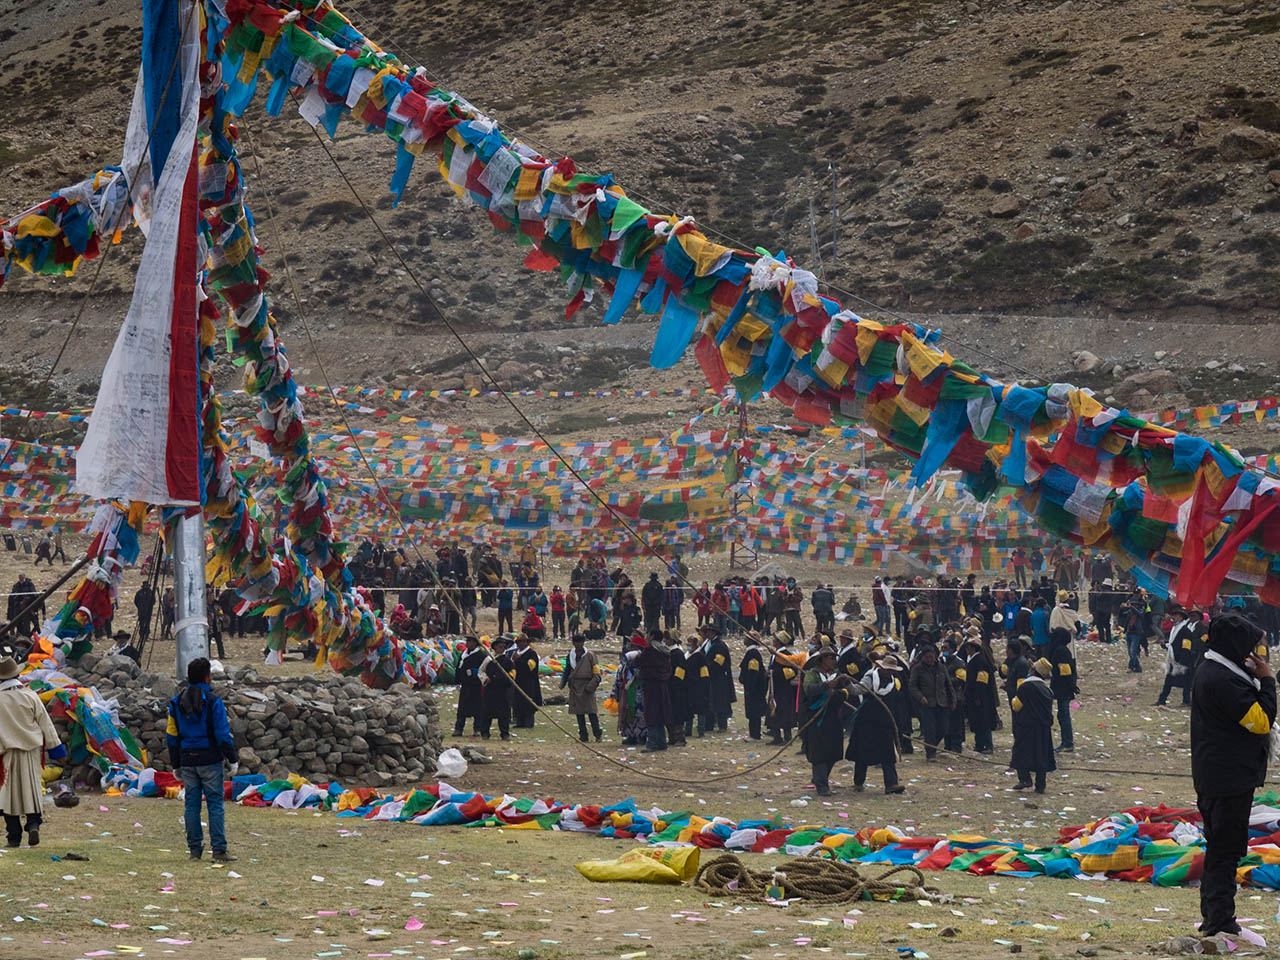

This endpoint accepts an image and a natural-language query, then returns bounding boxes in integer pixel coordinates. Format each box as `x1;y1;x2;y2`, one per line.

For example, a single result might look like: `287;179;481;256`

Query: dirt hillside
1;0;1277;455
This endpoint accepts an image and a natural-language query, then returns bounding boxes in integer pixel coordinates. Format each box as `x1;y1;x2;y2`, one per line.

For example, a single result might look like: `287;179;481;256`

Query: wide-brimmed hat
876;655;905;672
0;657;18;680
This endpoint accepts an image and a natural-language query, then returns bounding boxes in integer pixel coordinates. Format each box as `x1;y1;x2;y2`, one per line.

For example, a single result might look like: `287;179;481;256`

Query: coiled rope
694;851;941;905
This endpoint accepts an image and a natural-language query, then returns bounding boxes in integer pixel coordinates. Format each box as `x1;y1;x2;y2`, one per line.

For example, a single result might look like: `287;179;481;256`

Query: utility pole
172;512;209;680
728;400;757;570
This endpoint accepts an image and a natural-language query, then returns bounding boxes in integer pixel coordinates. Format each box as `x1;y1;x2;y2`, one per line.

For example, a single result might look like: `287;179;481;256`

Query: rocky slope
0;0;1277;436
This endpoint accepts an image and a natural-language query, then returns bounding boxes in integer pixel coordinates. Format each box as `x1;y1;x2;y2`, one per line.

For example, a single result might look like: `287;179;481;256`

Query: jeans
1198;792;1253;936
1056;696;1074;748
575;713;601;740
181;763;227;855
498;609;513;634
552;610;566;637
685;713;709;738
1126;633;1143;671
918;705;949;758
874;606;890;634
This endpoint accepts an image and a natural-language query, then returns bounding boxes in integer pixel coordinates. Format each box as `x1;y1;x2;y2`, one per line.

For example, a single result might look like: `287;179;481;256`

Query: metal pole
172;512;209;680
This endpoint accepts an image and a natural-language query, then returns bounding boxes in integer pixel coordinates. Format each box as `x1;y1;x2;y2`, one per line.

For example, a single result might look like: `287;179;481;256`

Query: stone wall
63;653;444;787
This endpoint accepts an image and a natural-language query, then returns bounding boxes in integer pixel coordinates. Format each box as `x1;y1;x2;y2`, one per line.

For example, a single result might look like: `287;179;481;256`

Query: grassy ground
1;627;1271;959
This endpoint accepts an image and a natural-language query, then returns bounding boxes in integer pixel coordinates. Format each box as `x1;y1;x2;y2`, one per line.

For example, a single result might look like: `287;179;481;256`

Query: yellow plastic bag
574;855;682;884
620;846;700;881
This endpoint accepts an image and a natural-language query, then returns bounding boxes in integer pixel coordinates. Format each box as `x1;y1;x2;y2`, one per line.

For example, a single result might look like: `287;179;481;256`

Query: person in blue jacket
166;657;238;863
1030;598;1050;652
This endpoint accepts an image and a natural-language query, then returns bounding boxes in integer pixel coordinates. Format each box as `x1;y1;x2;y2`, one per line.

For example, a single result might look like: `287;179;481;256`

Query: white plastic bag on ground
435;748;468;779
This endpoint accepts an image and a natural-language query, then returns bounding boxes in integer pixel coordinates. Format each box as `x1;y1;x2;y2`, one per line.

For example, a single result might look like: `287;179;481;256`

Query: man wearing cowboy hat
0;657;65;847
845;653;906;794
800;646;852;796
480;636;515;741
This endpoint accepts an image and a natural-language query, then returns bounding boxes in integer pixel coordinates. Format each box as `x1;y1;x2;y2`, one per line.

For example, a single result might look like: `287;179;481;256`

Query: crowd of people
398;535;1280;802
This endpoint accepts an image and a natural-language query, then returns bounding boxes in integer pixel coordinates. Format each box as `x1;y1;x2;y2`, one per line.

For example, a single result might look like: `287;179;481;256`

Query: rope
693;852;941;905
238;122;465;625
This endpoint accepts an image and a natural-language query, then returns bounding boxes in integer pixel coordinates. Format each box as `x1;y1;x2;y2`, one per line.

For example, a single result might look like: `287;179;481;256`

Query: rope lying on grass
693;852;943;905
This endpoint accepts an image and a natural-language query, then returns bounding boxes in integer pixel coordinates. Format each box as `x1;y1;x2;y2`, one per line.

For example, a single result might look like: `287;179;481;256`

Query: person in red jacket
522;607;546;641
549;586;567;638
693;584;712;628
741;583;760;631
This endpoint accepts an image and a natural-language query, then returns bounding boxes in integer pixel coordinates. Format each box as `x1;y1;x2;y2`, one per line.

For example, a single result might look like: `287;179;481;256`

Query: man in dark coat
511;635;542;728
738;634;769;740
1010;657;1056;793
941;636;967;752
846;657;905;794
640;573;663;635
963;639;997;754
1047;627;1078;752
667;639;688;746
453;637;486;736
836;629;868;685
810;585;836;637
1002;638;1031;706
908;642;958;760
1191;613;1276;939
800;647;851;795
701;625;735;731
1157;607;1199;707
637;636;673;752
134;582;156;644
480;637;514;740
767;635;801;744
683;636;710;738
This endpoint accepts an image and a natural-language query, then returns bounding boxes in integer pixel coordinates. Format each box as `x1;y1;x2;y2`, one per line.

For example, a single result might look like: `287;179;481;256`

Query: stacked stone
61;654;443;787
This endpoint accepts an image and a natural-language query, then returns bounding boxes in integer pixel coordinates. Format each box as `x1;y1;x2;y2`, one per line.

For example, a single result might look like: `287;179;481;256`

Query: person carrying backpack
166;657;238;862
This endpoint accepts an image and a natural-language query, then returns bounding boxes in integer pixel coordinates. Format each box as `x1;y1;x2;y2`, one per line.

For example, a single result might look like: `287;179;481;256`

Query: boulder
1220;125;1280;162
1111;369;1179;404
989;195;1021;218
1070;350;1101;374
1077;183;1113;211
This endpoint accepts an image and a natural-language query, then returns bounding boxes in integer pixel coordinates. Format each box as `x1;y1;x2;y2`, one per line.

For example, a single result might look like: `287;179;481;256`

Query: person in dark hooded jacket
1191;613;1277;939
